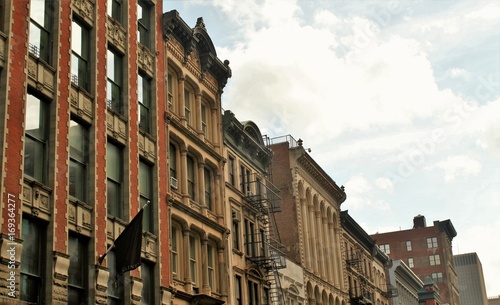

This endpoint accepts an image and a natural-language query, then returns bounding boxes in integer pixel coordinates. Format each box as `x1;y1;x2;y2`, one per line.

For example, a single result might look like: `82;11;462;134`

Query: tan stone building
222;110;286;305
163;10;232;305
268;136;348;305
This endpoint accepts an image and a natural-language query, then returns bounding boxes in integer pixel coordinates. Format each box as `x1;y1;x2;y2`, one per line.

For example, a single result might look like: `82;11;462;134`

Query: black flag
114;208;143;279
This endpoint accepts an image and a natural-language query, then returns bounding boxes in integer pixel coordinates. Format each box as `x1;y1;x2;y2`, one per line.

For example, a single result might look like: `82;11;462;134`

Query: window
263;287;270;305
24;93;49;183
201;102;208;136
29;0;52;62
184;88;192;125
405;240;412;251
0;1;5;32
235;275;242;305
138;73;152;133
429;254;441;266
171;225;179;277
228;156;235;186
141;262;154;305
189;234;198;285
204;168;212;210
232;217;240;250
431;272;443;283
408;258;414;268
107;0;123;24
245;219;256;257
167;73;175;111
427;237;438;249
68;234;88;304
71;19;90;91
107;250;124;304
107;142;123;219
187;155;195;200
69;119;88;202
137;0;151;48
207;243;215;291
169;143;177;180
379;244;390;255
240;166;251;193
20;218;45;304
107;48;123;114
139;161;153;232
247;280;259;305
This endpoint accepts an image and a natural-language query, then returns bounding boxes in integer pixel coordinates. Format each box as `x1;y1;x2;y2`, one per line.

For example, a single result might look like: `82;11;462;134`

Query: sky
164;0;500;297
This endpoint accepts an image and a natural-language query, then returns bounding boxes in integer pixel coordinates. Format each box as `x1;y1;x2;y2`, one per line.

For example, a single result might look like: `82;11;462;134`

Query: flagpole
97;201;149;265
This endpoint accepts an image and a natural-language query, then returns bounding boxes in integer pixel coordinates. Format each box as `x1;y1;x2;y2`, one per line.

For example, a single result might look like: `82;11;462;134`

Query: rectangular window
69;119;88;202
169;143;177;180
71;19;90;91
107;142;123;220
431;272;443;283
0;1;5;32
405;240;412;251
201;103;208;136
107;0;123;24
228;156;235;186
68;234;88;304
107;250;124;304
139;161;153;232
137;0;151;48
141;262;154;305
187;155;195;200
107;48;123;114
379;244;390;255
263;287;270;305
247;280;259;305
245;220;256;257
29;0;52;63
232;218;240;250
189;235;198;285
235;275;242;305
427;237;438;249
167;73;175;111
184;88;191;125
204;168;212;210
20;218;45;304
24;93;49;183
207;243;215;291
138;73;152;133
408;257;414;268
429;254;441;266
171;226;179;276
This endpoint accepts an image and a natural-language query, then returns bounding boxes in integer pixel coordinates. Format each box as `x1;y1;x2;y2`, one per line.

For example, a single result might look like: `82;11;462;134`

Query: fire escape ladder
243;176;286;305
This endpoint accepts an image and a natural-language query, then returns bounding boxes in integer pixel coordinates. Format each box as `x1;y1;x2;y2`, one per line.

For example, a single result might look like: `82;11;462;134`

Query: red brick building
371;215;460;305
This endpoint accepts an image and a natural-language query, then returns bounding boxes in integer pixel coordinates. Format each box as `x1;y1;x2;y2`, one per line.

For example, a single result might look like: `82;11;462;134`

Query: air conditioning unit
170;177;178;189
232;210;241;222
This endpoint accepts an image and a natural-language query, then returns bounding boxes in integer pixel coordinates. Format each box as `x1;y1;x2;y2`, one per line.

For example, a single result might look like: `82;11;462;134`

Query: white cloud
375;177;394;193
429;155;482;182
447;67;471;79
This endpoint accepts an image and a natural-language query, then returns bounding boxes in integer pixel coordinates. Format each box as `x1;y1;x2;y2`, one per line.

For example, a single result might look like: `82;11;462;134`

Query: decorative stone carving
71;0;95;25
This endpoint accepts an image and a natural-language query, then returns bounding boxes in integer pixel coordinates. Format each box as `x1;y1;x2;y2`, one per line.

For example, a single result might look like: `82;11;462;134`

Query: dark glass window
107;142;123;219
107;0;123;24
137;1;151;48
204;168;212;210
68;234;88;304
138;73;152;133
141;262;154;305
187;155;195;200
71;19;90;91
139;161;153;232
107;48;123;114
107;250;124;304
24;94;49;183
21;218;45;304
29;0;53;63
69;119;88;202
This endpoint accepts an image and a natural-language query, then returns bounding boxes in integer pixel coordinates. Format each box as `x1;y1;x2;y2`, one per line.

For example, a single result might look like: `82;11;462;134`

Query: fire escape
346;249;374;305
243;175;287;305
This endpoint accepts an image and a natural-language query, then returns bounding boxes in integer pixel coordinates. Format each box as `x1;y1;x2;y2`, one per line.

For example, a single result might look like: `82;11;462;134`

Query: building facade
340;210;391;305
222;110;286;305
268;136;348;305
454;253;488;305
371;215;460;305
387;260;424;305
163;9;232;305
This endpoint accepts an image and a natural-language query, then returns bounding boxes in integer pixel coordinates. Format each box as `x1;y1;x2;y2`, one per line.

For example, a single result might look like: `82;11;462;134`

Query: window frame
71;17;91;91
408;257;414;268
107;250;124;304
138;73;152;133
29;0;53;63
184;87;192;125
107;0;123;24
69;119;89;202
228;156;235;186
187;155;196;200
171;224;180;278
68;233;88;303
106;48;124;114
379;244;390;255
427;237;438;249
189;234;199;286
24;93;50;184
405;240;412;251
235;275;243;305
204;167;213;211
139;160;154;232
167;72;175;112
20;217;46;304
429;254;441;266
107;141;123;220
137;0;151;48
141;261;155;305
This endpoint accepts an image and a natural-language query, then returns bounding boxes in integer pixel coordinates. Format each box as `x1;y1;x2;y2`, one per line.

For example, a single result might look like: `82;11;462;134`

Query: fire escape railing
243;177;286;305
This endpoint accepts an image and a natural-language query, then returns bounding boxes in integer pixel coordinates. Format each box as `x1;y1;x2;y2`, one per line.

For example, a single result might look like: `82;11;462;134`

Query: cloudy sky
165;0;500;296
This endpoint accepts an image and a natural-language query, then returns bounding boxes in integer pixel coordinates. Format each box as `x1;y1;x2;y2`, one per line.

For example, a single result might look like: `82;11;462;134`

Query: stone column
201;237;210;294
308;204;317;274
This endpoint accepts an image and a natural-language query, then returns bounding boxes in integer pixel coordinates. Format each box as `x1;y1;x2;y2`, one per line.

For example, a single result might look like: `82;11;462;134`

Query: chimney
413;214;426;228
